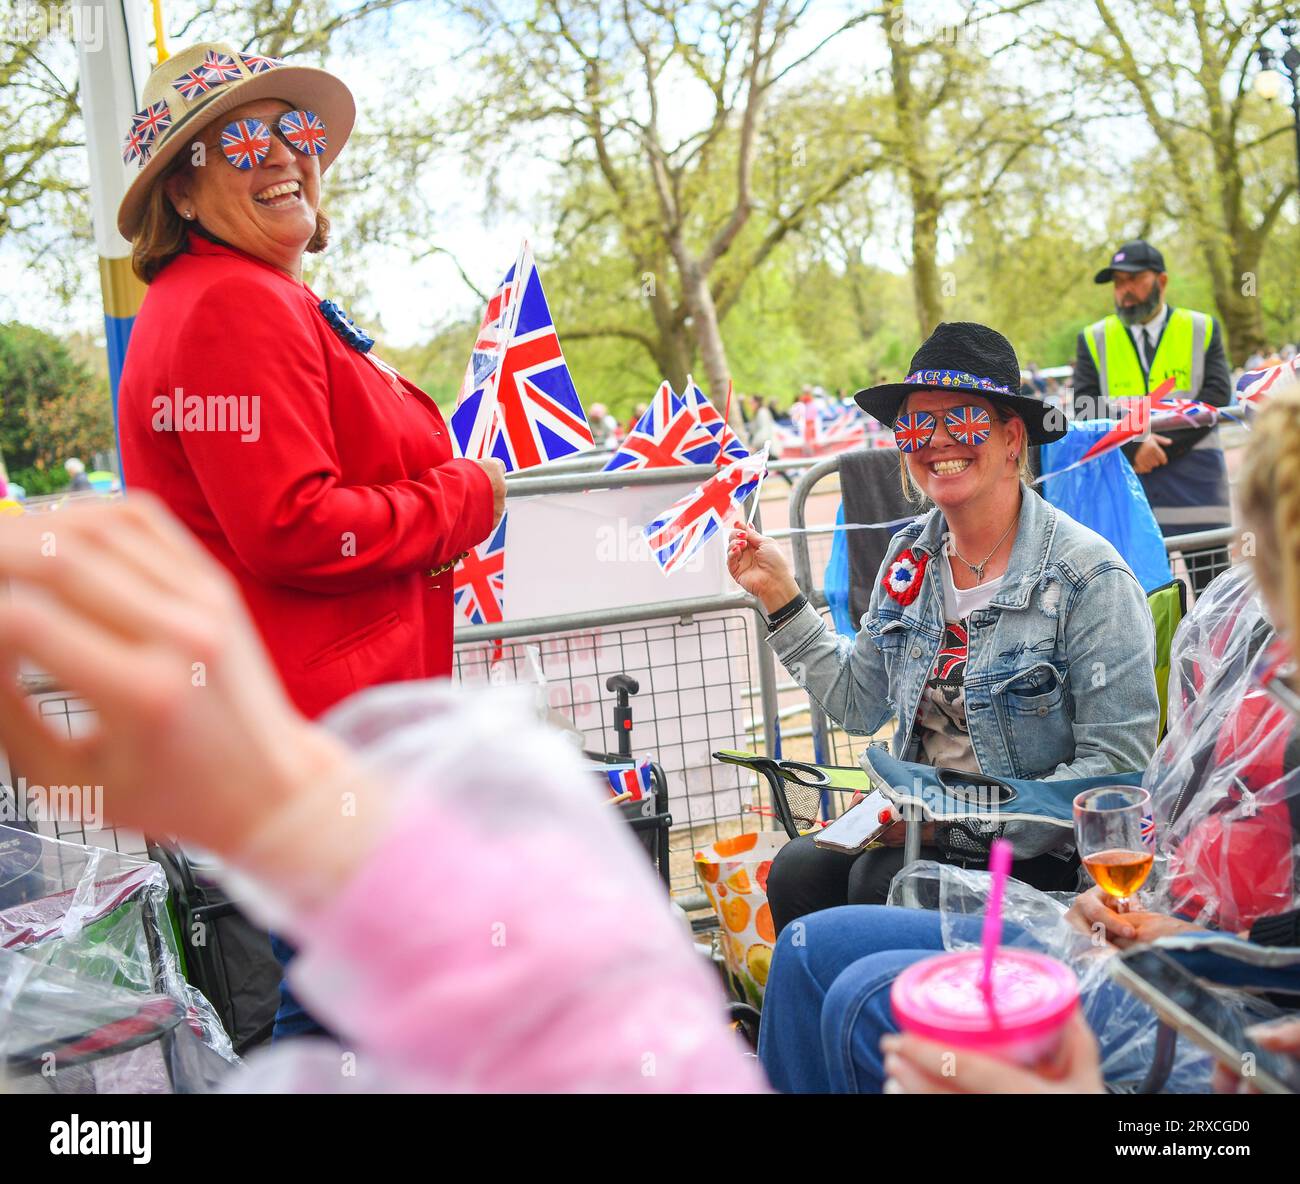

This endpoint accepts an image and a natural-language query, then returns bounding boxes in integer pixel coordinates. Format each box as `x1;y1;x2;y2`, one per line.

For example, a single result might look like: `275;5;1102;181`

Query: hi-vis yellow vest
1083;307;1213;403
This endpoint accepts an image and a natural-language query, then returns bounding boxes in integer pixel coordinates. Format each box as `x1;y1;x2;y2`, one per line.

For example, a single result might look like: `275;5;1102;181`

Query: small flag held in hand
644;446;769;575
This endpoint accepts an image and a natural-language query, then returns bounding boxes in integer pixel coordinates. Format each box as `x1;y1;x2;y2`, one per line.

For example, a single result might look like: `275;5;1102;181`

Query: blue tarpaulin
1040;421;1172;594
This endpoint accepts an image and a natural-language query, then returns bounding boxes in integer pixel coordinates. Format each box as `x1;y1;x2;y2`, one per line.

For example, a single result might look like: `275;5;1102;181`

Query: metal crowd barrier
2;444;1239;902
455;462;785;899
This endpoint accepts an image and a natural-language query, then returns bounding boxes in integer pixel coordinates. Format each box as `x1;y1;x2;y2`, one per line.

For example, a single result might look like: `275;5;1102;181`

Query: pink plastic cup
890;948;1079;1067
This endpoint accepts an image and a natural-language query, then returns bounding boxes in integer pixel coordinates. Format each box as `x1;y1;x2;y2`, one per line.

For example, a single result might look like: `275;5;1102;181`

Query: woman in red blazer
115;41;503;722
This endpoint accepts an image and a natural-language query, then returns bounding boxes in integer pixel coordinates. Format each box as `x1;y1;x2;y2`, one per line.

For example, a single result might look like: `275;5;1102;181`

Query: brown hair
131;148;330;284
897;405;1033;506
1238;387;1300;639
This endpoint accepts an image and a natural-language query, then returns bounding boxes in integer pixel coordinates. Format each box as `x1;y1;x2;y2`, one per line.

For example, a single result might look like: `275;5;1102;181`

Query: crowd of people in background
583;348;1287;463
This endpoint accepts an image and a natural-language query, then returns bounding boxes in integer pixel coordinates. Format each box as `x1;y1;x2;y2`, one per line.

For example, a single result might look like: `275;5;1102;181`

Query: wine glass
1073;785;1154;913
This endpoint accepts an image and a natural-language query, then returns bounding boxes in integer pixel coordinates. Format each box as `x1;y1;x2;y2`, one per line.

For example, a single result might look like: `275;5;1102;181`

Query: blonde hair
1238;388;1300;639
897;407;1033;506
131;149;330;284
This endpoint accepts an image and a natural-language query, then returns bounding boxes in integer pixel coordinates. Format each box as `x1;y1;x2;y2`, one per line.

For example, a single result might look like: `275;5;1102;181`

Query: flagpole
77;0;154;476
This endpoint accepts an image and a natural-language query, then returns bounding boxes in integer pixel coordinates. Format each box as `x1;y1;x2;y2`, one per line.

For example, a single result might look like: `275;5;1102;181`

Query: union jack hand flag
1237;359;1300;408
604;382;719;471
1151;395;1218;430
605;758;654;802
451;242;592;472
454;259;520;416
683;375;748;463
202;50;243;83
173;68;215;100
644;446;769;575
239;53;285;74
453;513;507;626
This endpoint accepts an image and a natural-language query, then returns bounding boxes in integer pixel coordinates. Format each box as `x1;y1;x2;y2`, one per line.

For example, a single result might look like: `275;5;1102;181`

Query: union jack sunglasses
893;405;995;452
219;110;327;169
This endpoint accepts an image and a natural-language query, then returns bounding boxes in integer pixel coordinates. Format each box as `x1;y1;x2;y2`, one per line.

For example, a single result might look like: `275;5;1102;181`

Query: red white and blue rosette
882;547;929;606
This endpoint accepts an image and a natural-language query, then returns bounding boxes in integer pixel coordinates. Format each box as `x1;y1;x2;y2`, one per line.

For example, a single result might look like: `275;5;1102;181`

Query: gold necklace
949;518;1016;584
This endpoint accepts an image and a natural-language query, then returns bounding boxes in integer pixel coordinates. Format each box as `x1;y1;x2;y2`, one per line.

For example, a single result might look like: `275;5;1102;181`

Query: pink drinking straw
980;838;1014;1001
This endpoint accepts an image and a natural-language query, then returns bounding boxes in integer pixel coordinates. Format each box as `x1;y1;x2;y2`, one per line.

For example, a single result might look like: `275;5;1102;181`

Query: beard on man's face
1115;278;1162;325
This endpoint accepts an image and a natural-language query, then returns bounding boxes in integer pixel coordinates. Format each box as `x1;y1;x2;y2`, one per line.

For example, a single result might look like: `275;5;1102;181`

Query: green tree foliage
0;320;115;481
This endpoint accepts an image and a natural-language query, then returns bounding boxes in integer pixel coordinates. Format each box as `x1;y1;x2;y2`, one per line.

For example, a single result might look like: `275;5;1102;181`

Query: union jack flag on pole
453;513;507;626
781;398;865;455
644;446;769;575
1236;358;1300;408
604;381;719;471
450;241;593;472
1150;395;1218;430
683;374;748;463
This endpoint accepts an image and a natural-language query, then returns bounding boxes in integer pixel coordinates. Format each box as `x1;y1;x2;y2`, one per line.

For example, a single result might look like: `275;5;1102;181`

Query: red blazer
119;233;494;718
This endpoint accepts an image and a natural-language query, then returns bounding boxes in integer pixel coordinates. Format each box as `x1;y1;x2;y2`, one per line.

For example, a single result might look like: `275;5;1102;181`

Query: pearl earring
184;210;195;220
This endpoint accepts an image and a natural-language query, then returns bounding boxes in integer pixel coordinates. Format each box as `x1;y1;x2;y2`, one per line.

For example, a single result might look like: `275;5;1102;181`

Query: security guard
1072;240;1232;593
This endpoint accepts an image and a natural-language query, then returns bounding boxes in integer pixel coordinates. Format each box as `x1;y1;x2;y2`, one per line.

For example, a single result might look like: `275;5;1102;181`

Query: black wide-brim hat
853;321;1067;445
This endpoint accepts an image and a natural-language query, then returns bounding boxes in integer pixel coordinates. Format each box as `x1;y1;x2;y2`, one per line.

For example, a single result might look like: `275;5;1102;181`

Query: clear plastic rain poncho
0;825;238;1093
890;564;1299;1091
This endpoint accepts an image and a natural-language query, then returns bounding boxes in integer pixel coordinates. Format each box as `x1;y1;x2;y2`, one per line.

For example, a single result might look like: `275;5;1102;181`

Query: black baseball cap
1094;240;1166;283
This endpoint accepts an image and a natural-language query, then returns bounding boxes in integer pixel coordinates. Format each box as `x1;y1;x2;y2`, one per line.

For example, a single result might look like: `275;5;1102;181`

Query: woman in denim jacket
728;323;1160;929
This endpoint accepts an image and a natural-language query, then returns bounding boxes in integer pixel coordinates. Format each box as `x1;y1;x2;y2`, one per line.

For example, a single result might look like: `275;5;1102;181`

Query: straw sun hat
116;40;355;240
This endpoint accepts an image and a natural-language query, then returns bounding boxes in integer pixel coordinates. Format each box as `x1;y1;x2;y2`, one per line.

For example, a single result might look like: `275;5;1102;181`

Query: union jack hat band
116;39;355;240
900;369;1014;397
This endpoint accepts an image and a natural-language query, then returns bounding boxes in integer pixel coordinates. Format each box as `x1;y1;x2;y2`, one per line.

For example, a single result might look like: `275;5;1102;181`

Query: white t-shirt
915;554;1006;772
939;551;1004;620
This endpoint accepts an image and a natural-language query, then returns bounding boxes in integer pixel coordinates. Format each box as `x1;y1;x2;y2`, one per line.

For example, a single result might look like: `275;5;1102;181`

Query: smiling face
900;391;1025;511
164;98;321;277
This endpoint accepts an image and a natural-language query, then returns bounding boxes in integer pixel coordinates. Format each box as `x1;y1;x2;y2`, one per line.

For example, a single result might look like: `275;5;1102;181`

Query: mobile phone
1109;946;1300;1094
813;788;897;853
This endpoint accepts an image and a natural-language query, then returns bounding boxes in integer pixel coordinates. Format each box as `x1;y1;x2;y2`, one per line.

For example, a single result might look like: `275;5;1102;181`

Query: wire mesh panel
453;611;780;893
1167;540;1235;602
1;693;148;858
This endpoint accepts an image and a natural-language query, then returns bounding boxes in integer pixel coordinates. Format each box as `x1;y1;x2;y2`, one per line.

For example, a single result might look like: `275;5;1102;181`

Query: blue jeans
757;905;1158;1093
758;905;967;1092
269;932;331;1041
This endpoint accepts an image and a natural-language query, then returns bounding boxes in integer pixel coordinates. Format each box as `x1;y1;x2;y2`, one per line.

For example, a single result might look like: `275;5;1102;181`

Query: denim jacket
769;486;1160;855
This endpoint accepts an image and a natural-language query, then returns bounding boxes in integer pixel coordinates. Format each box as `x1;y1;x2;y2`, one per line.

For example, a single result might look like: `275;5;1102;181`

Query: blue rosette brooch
318;299;374;354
